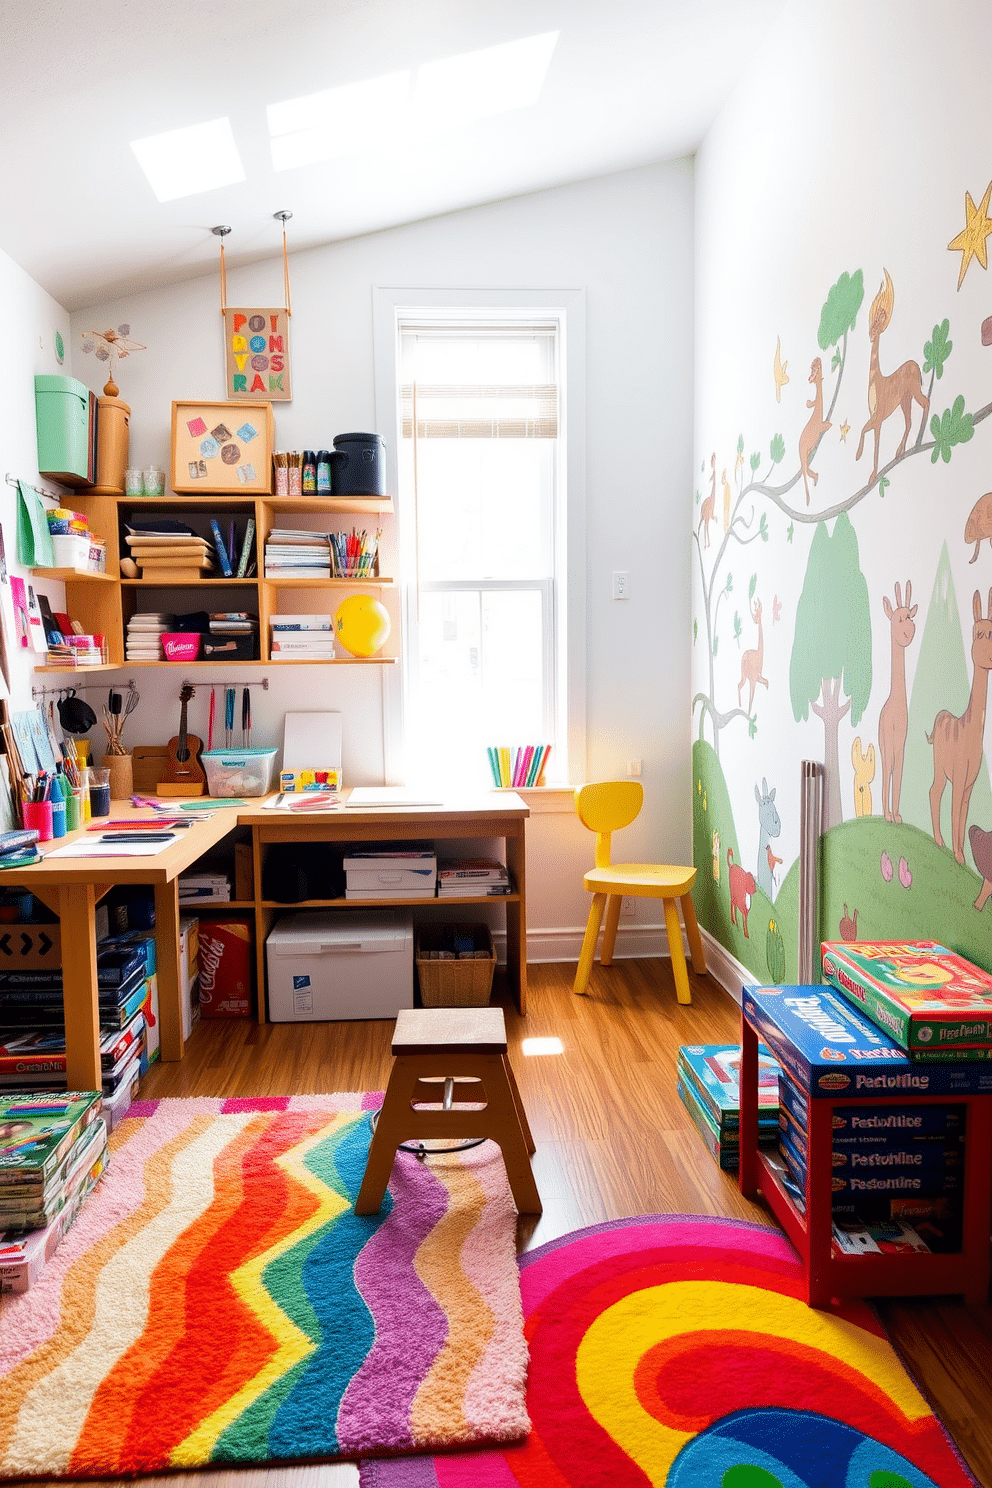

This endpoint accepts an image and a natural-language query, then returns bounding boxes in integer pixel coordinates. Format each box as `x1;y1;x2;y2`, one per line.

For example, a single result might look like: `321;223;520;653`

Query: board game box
743;984;992;1099
0;1092;103;1185
822;940;992;1053
677;1043;781;1132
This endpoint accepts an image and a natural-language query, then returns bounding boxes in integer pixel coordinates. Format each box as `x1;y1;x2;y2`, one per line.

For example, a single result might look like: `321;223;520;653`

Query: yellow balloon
334;594;391;657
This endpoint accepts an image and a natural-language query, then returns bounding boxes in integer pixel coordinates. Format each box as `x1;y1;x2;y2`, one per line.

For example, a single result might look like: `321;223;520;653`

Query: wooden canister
101;752;133;801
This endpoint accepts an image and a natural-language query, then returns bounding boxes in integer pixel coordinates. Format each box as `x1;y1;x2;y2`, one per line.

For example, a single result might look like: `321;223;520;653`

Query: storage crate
161;632;201;662
415;923;496;1007
202;747;278;798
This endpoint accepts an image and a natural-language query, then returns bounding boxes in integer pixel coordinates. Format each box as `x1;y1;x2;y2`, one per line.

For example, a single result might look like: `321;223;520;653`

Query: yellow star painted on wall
948;181;992;289
839;419;850;442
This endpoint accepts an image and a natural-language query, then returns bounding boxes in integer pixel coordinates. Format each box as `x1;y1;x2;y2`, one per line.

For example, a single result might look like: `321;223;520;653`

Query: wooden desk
239;790;530;1017
0;791;530;1090
0;805;242;1090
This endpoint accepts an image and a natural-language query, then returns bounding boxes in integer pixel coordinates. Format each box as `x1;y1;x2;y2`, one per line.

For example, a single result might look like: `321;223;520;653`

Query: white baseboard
497;922;750;1010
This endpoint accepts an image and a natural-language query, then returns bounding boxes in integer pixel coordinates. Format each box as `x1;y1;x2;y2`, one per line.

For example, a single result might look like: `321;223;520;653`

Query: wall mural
691;178;992;986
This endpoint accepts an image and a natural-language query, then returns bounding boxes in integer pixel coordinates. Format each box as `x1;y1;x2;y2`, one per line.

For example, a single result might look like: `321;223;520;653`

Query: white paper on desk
345;787;444;807
45;834;178;857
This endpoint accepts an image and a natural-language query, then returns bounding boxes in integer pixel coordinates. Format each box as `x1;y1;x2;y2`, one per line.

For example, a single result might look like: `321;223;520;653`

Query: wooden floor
21;959;992;1488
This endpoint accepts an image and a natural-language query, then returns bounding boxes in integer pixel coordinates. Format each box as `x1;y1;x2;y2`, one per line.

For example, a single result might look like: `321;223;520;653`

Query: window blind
400;381;558;439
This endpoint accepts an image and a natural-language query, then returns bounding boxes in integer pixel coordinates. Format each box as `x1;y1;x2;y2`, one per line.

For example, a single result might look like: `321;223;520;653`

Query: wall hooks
32;679;137;701
6;472;63;506
181;676;269;691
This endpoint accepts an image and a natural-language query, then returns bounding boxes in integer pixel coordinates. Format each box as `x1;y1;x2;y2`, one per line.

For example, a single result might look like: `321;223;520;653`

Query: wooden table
239;790;530;1018
0;790;530;1091
0;804;242;1090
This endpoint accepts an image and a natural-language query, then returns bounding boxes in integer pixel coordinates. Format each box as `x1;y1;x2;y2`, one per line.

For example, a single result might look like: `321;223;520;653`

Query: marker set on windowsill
487;744;551;789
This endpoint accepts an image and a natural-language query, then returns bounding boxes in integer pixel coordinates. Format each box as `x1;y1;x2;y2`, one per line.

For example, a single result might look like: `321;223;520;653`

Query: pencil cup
50;796;67;838
89;767;112;817
67;790;83;832
22;800;54;841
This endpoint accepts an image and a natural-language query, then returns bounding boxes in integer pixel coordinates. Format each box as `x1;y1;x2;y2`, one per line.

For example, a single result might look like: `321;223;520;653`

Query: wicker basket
416;923;496;1007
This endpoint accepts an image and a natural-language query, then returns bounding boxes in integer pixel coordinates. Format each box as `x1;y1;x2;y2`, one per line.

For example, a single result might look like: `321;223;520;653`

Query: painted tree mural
789;515;872;833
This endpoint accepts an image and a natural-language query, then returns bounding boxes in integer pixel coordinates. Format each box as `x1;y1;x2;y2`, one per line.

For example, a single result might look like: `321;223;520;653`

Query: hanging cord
274;210;293;317
212;225;231;314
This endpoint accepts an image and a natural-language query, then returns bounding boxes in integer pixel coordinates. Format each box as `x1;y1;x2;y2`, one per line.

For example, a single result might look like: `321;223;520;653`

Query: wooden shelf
265;495;393;515
260;893;519;909
121;577;259;586
31;568;116;583
261;576;393;587
267;656;398;665
35;663;119;674
75;491;394;515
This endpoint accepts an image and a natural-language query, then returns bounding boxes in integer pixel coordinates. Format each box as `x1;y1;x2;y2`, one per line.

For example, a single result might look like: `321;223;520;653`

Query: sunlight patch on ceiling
130;117;245;202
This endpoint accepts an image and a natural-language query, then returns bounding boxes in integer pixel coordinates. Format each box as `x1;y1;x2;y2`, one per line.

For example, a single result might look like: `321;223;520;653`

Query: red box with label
197;917;253;1018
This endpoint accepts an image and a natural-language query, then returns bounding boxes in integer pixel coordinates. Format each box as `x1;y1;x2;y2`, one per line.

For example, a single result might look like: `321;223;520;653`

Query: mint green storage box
35;374;90;486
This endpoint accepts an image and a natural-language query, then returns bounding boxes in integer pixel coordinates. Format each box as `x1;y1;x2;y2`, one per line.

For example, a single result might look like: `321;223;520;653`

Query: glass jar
125;468;144;497
143;466;165;497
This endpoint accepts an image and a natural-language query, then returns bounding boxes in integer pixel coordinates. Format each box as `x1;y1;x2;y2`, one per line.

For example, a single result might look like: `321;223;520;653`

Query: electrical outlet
612;570;629;600
627;759;641;777
620;897;635;918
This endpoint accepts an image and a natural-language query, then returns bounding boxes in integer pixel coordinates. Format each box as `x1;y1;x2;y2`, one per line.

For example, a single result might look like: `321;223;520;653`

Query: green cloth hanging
16;481;56;568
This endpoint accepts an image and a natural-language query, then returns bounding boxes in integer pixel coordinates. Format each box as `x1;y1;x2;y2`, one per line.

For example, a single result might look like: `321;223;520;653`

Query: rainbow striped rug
361;1214;978;1487
0;1095;529;1478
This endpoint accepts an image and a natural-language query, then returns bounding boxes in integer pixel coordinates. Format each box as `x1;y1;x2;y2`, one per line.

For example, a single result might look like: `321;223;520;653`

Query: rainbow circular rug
361;1214;978;1488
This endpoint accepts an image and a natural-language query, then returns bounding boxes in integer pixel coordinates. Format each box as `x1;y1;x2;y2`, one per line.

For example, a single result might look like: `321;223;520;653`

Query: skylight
130;118;245;203
411;31;559;130
268;72;412;171
268;31;559;171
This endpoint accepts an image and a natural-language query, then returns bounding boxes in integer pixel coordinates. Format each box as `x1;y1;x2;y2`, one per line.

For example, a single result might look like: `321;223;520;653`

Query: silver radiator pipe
797;760;824;985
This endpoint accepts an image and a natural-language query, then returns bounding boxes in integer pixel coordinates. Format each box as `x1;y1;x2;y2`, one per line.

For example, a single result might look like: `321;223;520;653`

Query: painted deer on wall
738;596;768;714
878;580;917;823
799;356;831;505
698;453;717;548
928;588;992;864
856;270;930;484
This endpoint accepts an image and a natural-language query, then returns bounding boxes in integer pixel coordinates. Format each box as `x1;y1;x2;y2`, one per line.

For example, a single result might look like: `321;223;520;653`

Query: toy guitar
158;684;206;795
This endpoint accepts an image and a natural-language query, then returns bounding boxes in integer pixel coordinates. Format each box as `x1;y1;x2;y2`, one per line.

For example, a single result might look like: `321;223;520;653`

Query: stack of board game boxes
677;1043;781;1169
0;933;159;1128
752;939;992;1257
0;1091;108;1292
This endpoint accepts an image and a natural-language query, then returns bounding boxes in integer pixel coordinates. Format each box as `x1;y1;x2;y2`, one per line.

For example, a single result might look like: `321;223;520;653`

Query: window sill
493;785;575;815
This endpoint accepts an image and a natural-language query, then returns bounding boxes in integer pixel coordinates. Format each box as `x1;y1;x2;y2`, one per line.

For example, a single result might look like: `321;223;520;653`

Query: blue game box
743;984;992;1099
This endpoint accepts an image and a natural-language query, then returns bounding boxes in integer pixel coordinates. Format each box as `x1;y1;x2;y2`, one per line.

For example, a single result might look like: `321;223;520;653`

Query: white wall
692;0;992;979
0;246;74;708
62;162;696;954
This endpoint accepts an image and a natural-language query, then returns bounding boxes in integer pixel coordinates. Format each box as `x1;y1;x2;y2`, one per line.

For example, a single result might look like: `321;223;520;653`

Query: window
373;290;585;791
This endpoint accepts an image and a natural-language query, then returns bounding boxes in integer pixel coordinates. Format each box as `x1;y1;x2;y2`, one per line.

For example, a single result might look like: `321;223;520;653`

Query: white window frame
372;286;586;787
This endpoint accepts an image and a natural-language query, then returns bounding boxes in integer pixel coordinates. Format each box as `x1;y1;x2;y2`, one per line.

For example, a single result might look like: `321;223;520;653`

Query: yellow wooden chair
573;780;706;1005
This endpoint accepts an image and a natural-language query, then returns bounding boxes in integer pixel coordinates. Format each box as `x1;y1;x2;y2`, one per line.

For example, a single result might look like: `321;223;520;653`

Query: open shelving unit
42;488;398;668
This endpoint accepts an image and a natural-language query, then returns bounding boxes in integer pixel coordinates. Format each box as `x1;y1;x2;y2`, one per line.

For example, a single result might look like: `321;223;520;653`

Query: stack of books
437;857;511;896
0;945;154;1103
264;530;331;578
178;872;232;905
270;614;336;660
677;1043;781;1170
126;612;174;661
343;842;437;899
127;526;215;582
0;1093;108;1287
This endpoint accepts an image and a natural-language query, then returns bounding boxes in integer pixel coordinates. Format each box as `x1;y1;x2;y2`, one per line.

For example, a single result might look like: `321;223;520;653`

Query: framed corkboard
170;400;274;493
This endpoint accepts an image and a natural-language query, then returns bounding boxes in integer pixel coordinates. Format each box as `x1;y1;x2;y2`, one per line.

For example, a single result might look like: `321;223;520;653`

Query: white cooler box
266;910;414;1021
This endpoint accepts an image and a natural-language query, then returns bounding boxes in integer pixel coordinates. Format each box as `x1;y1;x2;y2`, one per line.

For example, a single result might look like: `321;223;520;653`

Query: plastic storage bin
202;747;278;798
415;923;496;1007
161;632;202;662
266;910;414;1021
35;374;91;486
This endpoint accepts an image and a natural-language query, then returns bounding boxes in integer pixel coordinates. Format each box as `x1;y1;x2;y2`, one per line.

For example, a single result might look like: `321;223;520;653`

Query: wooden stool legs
354;1051;542;1217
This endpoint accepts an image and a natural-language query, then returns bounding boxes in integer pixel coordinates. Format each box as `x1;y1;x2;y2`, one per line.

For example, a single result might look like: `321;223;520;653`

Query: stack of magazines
436;858;511;896
264;531;330;578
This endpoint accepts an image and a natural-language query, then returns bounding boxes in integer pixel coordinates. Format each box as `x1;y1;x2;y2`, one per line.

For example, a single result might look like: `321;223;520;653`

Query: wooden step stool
354;1006;542;1216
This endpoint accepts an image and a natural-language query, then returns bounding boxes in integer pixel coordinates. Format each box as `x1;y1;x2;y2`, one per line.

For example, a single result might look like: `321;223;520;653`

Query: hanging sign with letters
223;307;292;402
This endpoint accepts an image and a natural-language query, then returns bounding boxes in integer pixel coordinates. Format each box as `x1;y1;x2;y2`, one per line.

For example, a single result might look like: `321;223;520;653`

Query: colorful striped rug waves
362;1214;978;1487
0;1096;529;1478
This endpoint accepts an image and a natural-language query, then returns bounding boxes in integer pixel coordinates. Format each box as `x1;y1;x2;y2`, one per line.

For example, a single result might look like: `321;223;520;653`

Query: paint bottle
316;449;332;493
302;450;317;493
